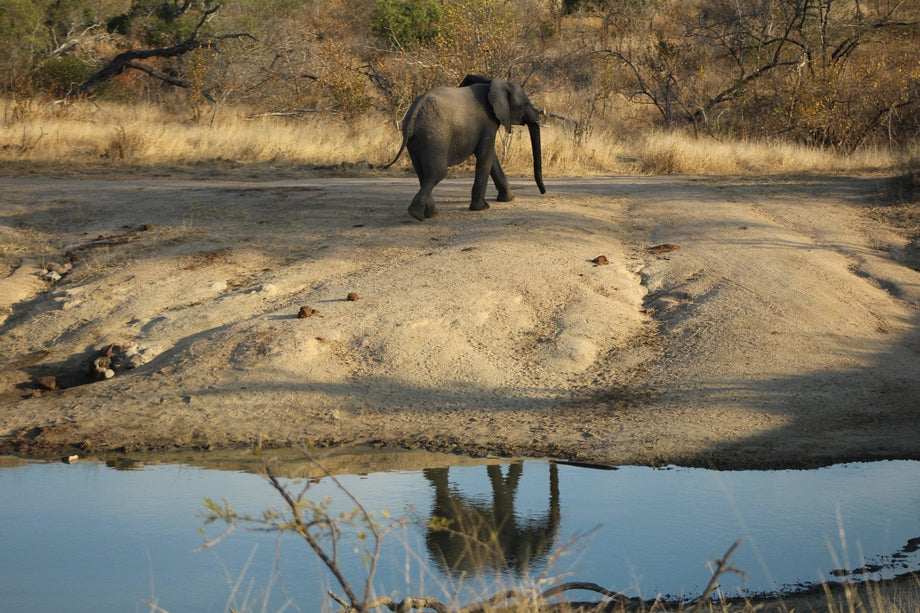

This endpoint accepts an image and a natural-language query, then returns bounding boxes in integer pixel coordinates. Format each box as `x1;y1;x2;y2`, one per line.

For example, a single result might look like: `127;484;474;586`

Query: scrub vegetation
194;448;920;613
1;0;919;176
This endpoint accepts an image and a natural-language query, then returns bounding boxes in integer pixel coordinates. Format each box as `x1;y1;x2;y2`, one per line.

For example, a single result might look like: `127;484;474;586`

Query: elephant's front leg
490;158;515;202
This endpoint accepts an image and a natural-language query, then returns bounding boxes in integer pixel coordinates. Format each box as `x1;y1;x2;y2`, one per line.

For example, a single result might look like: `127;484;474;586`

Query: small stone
591;255;610;266
647;243;681;254
298;306;320;318
48;261;72;274
346;292;360;301
37;375;58;391
62;454;79;464
42;270;62;281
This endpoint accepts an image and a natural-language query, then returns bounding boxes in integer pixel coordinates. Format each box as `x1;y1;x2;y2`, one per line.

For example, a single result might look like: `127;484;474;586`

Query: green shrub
34;55;95;97
370;0;441;47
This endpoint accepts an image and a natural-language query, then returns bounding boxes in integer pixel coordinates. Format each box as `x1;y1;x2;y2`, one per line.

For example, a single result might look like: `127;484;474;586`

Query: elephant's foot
496;191;516;202
469;200;490;211
408;203;425;221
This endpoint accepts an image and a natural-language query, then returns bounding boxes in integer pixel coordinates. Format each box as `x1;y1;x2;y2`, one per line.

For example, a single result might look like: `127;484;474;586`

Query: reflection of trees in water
424;462;560;575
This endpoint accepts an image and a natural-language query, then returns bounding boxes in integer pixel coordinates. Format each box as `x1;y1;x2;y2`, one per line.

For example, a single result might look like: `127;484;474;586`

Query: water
1;452;919;613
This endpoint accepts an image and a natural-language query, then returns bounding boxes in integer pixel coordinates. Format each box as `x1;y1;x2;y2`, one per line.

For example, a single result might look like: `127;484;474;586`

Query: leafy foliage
370;0;441;47
33;55;95;97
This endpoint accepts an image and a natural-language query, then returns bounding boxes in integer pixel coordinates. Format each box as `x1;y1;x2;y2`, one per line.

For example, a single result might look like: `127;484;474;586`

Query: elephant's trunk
528;121;546;194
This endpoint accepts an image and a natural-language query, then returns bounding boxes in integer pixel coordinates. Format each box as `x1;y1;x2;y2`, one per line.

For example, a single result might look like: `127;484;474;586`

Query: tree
71;3;254;99
599;0;920;148
0;0;49;90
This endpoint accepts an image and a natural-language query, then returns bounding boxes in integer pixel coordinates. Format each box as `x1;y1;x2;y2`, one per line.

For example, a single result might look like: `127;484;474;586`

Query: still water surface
1;453;919;613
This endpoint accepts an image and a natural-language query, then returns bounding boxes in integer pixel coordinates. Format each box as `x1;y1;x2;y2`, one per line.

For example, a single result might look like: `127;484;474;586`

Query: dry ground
1;171;919;469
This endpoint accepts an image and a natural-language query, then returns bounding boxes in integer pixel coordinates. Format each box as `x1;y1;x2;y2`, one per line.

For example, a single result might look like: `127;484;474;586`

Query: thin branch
243;109;323;119
690;539;744;612
124;60;191;88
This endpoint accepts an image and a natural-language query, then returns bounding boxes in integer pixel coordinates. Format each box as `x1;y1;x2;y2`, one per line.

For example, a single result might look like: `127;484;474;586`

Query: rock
647;243;681;254
62;454;79;464
90;355;115;380
298;306;320;318
47;261;72;274
36;376;58;391
41;270;62;282
347;292;360;301
591;255;610;266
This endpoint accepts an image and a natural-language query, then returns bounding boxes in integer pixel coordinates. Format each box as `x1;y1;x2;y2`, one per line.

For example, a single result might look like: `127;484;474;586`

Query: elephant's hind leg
408;151;447;221
409;190;434;221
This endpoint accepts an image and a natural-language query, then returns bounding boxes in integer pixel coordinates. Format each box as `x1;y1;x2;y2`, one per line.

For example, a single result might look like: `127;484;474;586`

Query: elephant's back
417;86;492;128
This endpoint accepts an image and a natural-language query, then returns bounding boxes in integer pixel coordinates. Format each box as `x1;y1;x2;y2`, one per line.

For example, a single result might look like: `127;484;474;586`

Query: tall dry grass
0;97;909;177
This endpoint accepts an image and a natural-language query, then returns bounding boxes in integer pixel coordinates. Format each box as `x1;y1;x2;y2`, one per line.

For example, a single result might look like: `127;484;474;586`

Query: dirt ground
1;171;919;469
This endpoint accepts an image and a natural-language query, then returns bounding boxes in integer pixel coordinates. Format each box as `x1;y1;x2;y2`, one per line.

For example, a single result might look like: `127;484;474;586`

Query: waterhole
1;450;919;613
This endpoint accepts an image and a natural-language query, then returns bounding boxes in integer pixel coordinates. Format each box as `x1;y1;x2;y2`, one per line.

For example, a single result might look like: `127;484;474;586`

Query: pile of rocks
87;343;159;380
40;260;74;282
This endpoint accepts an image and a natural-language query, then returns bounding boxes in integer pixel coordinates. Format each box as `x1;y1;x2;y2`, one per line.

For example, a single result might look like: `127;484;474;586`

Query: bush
370;0;441;48
33;56;95;97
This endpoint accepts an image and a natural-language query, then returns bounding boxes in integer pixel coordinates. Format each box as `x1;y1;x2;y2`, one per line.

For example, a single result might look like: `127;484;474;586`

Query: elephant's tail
383;95;425;169
383;136;407;169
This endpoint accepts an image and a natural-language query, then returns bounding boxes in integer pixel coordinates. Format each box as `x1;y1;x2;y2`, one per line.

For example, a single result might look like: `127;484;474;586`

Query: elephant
423;462;560;573
385;75;546;221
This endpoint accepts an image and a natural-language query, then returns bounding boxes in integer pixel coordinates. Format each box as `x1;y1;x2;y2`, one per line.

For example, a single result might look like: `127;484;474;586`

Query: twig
17;127;45;156
690;539;744;612
244;109;323;120
140;599;172;613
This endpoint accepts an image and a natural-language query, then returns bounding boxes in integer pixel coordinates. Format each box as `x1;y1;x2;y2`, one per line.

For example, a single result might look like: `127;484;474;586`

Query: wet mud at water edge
2;449;920;613
1;175;920;469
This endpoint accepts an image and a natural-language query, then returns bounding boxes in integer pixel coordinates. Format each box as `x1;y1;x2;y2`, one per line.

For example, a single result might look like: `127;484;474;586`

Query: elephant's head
461;75;546;194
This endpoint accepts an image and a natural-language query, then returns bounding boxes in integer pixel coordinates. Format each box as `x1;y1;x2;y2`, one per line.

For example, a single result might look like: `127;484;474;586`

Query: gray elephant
385;75;546;221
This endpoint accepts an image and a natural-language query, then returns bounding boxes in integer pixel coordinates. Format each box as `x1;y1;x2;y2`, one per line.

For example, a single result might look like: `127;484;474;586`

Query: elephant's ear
488;79;513;133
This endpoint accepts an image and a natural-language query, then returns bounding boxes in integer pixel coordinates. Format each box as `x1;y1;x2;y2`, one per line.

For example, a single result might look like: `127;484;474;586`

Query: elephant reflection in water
423;462;560;574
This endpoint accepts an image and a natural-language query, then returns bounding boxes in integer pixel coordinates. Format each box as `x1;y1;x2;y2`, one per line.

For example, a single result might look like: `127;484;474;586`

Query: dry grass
0;99;394;169
0;98;909;177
